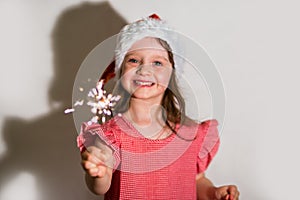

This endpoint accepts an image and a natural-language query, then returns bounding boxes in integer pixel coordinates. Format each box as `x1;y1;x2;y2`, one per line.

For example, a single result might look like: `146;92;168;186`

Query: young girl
78;14;239;200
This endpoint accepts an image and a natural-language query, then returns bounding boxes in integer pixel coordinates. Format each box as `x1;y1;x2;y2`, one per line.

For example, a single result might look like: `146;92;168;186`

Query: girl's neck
126;98;164;126
123;98;174;140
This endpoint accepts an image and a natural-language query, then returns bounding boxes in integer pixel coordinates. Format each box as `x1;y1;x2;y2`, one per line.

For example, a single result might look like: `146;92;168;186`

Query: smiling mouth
133;80;155;87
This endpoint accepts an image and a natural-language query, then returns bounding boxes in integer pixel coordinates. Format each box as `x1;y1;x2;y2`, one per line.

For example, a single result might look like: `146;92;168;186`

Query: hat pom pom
149;14;161;20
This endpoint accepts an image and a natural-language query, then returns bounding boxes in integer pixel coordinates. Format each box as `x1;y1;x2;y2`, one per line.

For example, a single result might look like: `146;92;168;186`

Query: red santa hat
100;14;183;82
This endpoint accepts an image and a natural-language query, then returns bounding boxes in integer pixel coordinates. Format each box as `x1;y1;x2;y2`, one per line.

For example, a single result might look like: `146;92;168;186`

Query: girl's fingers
215;185;239;200
224;194;230;200
97;165;107;177
232;190;240;200
87;166;99;177
215;187;229;199
227;185;239;200
88;145;114;168
229;185;239;199
82;146;112;165
82;160;108;177
87;146;103;158
81;150;103;170
81;160;96;170
81;145;114;177
87;165;107;178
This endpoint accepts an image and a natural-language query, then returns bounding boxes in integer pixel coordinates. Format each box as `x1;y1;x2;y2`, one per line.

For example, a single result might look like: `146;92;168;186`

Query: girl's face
121;37;173;103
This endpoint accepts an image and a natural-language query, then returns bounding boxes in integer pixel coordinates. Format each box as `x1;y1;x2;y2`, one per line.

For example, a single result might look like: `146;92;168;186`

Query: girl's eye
153;61;162;67
128;58;139;64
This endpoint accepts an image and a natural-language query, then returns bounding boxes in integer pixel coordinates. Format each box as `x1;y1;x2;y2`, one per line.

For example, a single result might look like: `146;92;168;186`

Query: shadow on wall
0;2;126;200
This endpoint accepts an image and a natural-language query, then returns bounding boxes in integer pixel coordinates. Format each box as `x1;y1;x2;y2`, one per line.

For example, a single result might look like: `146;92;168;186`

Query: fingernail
89;163;97;168
90;167;98;174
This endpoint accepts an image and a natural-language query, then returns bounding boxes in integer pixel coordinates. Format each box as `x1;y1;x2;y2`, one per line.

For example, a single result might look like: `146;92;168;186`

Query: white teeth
135;80;153;86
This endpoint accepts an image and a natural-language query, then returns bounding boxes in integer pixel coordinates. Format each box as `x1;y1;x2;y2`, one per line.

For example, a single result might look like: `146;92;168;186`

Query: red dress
77;115;220;200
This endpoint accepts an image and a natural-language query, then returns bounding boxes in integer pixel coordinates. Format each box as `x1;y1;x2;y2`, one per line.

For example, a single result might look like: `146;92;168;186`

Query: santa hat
100;14;183;82
115;14;183;75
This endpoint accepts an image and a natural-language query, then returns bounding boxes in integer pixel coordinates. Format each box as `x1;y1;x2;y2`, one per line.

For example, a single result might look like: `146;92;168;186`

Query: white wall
0;0;299;199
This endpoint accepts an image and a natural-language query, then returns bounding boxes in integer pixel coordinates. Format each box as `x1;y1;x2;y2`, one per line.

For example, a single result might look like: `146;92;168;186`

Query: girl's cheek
123;63;138;73
120;71;134;93
122;65;137;77
157;71;172;87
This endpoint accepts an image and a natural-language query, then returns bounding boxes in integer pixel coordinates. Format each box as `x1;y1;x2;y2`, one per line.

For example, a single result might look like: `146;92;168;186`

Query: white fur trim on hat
114;15;183;76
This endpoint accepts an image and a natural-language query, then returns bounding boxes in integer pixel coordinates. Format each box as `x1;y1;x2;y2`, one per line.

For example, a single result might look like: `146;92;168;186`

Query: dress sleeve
77;121;121;170
197;119;220;173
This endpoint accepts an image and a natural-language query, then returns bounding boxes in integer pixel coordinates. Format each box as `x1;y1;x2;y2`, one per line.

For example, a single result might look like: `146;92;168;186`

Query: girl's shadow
0;2;126;200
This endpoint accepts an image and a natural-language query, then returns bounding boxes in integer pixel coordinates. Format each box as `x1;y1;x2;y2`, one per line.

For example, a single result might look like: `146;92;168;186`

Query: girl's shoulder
176;118;218;141
199;119;218;129
196;119;220;172
79;115;122;136
99;115;122;132
197;119;219;138
181;118;218;131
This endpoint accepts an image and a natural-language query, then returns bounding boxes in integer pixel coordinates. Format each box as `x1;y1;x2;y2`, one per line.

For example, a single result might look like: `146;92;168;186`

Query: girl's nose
136;64;153;75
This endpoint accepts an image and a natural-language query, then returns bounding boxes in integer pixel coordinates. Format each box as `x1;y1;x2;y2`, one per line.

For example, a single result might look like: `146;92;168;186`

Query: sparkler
64;79;121;125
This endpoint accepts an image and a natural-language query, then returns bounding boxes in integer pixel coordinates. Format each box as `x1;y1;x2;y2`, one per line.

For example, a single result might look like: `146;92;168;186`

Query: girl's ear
100;60;116;84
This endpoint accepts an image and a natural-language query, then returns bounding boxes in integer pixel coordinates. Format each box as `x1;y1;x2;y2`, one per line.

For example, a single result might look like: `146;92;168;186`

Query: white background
0;0;299;199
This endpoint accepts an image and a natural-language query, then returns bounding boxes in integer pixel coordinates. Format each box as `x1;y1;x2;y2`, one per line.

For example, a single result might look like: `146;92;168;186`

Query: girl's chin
130;88;167;100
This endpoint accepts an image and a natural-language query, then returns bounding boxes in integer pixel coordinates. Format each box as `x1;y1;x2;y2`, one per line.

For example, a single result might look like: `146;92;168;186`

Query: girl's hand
214;185;239;200
80;138;114;178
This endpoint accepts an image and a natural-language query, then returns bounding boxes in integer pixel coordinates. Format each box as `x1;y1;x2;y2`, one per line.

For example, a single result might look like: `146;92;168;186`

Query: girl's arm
196;173;216;199
81;138;115;195
196;173;239;200
84;160;112;195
